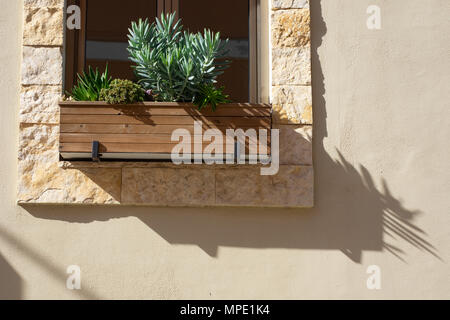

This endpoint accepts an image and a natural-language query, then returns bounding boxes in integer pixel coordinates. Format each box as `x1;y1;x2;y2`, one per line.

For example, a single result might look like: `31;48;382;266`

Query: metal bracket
234;140;245;164
92;140;100;162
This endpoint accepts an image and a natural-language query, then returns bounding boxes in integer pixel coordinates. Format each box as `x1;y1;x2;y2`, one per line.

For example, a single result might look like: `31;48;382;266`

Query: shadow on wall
0;253;21;300
0;225;100;300
21;1;439;264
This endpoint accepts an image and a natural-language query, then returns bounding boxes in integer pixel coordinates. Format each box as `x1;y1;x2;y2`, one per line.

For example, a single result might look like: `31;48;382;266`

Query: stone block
18;124;59;163
122;168;216;206
24;0;64;7
22;46;63;85
215;165;313;207
23;6;63;46
20;85;61;124
274;124;312;165
272;9;310;48
272;47;311;85
272;0;309;9
272;85;312;124
18;162;121;204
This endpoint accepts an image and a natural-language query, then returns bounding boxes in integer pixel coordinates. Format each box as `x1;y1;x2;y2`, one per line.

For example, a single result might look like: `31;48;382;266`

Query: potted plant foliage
59;13;271;160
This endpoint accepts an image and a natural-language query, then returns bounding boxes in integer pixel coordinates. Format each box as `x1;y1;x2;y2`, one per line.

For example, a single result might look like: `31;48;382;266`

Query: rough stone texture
22;46;63;85
272;0;309;9
122;168;215;206
23;6;63;46
275;125;312;165
17;124;122;204
215;165;314;207
272;47;311;85
18;124;59;163
24;0;64;7
20;85;61;124
272;85;312;124
272;9;310;47
18;161;121;204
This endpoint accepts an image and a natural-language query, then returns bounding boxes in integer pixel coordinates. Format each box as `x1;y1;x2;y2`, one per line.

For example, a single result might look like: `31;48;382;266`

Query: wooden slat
59;101;271;108
64;0;87;92
171;0;179;19
157;0;165;17
60;105;271;117
64;0;77;92
60;133;266;144
78;0;87;75
58;101;270;107
60;114;271;126
60;142;270;154
60;123;270;134
249;0;258;103
165;0;172;12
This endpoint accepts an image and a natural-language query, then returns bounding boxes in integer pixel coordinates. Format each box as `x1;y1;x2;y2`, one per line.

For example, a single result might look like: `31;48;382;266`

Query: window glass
85;0;158;80
179;0;250;102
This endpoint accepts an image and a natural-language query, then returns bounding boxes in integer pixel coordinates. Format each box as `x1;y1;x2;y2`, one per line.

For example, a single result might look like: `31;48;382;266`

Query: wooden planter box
59;101;272;161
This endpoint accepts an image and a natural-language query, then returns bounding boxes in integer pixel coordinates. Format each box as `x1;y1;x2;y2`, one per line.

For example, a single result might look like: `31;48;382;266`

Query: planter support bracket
92;141;100;162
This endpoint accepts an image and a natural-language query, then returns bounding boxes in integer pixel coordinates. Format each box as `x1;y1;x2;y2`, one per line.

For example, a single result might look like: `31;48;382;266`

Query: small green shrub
67;65;111;101
193;84;230;111
128;13;230;103
99;79;145;104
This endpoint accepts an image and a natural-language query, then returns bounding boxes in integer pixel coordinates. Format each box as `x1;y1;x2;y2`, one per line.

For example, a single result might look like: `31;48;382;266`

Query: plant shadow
0;252;22;300
113;105;155;125
0;225;100;299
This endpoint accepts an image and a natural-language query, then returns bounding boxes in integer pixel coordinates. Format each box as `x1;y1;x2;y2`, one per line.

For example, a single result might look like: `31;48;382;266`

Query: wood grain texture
60;143;269;154
60;133;264;144
59;102;272;158
60;114;270;126
60;124;269;134
60;105;271;117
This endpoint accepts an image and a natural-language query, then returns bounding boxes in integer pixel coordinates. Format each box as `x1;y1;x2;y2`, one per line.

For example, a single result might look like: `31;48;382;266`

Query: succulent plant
128;13;230;104
99;79;145;104
67;65;111;101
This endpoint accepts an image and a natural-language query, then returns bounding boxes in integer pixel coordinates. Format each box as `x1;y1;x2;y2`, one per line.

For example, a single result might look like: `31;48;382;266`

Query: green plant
67;65;111;101
127;13;230;103
193;84;230;111
99;79;145;104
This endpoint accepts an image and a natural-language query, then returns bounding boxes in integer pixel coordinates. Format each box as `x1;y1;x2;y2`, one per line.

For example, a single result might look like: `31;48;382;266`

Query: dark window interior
85;0;158;81
178;0;249;102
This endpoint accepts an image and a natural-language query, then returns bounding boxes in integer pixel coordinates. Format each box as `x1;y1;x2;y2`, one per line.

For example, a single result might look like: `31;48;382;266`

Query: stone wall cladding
18;0;313;207
24;0;64;7
23;6;64;46
271;0;312;124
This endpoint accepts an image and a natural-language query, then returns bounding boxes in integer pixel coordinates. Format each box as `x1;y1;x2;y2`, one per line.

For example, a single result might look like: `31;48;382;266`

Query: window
64;0;268;103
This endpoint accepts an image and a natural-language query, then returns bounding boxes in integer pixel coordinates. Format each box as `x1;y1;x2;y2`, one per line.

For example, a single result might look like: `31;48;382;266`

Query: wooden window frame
64;0;268;103
64;0;87;92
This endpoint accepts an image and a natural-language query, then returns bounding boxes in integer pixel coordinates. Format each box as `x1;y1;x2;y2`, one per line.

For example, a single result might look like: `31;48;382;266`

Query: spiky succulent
127;13;230;102
67;65;111;101
193;84;230;111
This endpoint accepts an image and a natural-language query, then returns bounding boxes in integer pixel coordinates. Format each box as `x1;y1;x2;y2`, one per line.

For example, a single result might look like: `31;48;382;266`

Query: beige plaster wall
0;0;449;299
